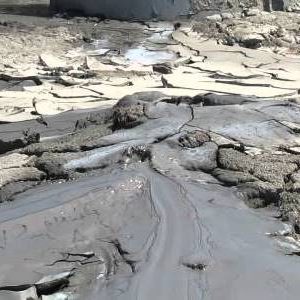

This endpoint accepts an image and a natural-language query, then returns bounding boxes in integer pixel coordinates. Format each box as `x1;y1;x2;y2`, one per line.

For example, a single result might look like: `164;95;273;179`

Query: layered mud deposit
2;91;300;299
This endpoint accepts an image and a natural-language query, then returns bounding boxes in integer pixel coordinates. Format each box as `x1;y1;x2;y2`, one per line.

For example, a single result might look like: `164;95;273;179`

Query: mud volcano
50;0;192;19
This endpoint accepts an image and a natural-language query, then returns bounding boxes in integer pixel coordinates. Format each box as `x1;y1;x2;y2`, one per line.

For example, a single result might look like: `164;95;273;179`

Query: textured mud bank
2;91;300;299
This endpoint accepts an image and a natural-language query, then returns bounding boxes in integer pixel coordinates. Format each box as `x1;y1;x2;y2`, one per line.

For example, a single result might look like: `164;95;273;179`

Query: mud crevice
109;239;137;274
182;262;207;271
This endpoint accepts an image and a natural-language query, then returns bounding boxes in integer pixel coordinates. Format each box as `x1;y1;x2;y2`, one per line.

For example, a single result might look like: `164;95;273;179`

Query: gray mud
1;2;300;298
1;91;300;299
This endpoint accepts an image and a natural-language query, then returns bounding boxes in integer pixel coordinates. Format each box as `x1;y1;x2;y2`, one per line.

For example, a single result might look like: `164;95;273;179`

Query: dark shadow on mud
0;4;50;17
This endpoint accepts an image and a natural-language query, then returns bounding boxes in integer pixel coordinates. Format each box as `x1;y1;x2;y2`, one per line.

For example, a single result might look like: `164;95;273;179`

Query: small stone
206;14;222;22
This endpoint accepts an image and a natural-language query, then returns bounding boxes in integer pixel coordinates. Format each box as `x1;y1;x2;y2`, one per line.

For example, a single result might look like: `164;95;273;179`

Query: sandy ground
1;2;300;300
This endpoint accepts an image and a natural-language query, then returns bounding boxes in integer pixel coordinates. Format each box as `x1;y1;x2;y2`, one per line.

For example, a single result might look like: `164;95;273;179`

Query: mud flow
1;1;300;299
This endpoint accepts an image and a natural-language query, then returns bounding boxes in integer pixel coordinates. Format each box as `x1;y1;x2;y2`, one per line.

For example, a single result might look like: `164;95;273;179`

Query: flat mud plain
1;2;300;300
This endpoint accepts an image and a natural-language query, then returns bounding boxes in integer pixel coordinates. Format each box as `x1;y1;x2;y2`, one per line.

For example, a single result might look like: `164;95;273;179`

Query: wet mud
2;2;300;299
1;91;300;299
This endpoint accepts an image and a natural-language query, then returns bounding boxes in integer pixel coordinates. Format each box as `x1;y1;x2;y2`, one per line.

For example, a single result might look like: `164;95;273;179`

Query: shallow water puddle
124;28;176;65
125;47;176;65
89;39;112;55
